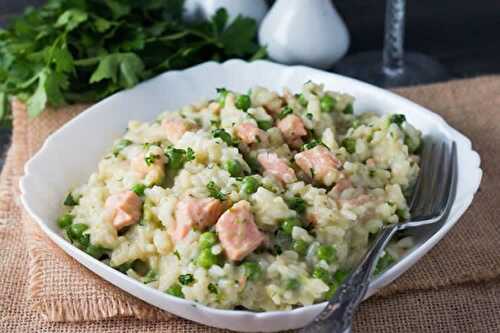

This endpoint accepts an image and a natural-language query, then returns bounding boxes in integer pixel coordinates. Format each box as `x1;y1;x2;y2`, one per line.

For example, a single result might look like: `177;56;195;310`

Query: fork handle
302;224;399;333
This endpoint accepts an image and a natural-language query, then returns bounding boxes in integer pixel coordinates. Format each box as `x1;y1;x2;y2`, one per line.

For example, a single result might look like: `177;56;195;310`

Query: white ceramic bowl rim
19;60;482;332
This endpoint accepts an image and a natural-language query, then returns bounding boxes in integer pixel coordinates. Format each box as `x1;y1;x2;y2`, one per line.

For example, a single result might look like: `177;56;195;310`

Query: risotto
57;81;421;311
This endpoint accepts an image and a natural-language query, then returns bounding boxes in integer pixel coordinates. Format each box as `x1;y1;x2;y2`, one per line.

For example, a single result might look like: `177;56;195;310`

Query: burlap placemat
1;76;500;332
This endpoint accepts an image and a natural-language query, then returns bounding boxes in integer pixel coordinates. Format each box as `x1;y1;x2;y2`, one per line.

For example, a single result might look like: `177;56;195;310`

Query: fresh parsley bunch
0;0;265;125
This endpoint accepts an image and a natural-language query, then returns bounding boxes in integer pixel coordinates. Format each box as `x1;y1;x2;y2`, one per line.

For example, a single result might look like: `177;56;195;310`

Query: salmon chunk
257;152;297;184
277;114;307;148
105;191;142;230
235;122;268;145
162;117;195;144
295;146;341;186
170;197;225;241
215;200;264;261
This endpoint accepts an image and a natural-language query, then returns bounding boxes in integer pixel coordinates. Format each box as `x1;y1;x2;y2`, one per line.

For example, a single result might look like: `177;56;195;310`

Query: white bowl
19;60;482;332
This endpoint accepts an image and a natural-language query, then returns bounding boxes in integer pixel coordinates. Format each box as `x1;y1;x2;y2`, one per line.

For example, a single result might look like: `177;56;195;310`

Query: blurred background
2;0;500;77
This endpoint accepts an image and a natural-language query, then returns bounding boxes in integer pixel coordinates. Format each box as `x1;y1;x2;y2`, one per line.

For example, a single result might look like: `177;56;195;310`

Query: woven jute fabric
1;76;500;332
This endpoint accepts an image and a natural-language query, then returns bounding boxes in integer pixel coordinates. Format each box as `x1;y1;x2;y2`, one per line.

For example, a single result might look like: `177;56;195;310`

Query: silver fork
300;140;458;333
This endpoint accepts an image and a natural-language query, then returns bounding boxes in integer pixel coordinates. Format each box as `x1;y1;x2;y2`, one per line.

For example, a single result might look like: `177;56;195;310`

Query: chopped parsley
178;274;195;285
173;250;181;260
302;139;323;151
390;114;406;126
131;183;146;196
165;147;195;170
112;139;132;157
166;283;184;298
208;283;218;294
144;154;160;166
64;192;79;206
216;88;229;107
278;106;293;119
207;181;226;200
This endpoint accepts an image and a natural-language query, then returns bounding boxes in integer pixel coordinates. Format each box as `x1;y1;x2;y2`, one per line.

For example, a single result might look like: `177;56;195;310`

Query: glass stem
382;0;406;76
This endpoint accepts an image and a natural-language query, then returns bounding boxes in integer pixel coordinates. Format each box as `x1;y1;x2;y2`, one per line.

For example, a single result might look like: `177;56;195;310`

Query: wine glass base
333;51;449;88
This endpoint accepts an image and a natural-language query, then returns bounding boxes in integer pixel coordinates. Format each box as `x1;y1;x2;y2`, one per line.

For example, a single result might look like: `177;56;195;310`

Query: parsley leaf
0;3;265;126
207;181;226;201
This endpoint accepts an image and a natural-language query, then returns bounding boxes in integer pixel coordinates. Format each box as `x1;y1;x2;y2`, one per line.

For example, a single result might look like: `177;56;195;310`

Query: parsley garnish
178;274;195;286
64;192;79;206
165;147;196;170
278;106;293;119
0;4;265;125
208;283;218;294
144;154;160;166
390;114;406;126
207;181;226;200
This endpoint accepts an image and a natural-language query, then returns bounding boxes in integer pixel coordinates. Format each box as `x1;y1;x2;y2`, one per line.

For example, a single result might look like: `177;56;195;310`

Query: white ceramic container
19;60;481;332
259;0;350;69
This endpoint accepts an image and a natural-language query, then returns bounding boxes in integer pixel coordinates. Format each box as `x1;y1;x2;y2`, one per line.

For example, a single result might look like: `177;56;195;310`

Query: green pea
225;160;243;177
197;248;218;269
199;231;217;249
341;138;356;154
241;176;259;194
86;244;107;259
312;267;332;284
242;261;262;281
316;244;336;263
131;183;146;196
57;213;74;229
68;223;88;240
166;283;184;298
292;240;309;256
235;94;251;111
334;270;349;283
281;217;301;235
286;278;300;290
178;273;195;285
320;95;336;113
257;120;273;131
